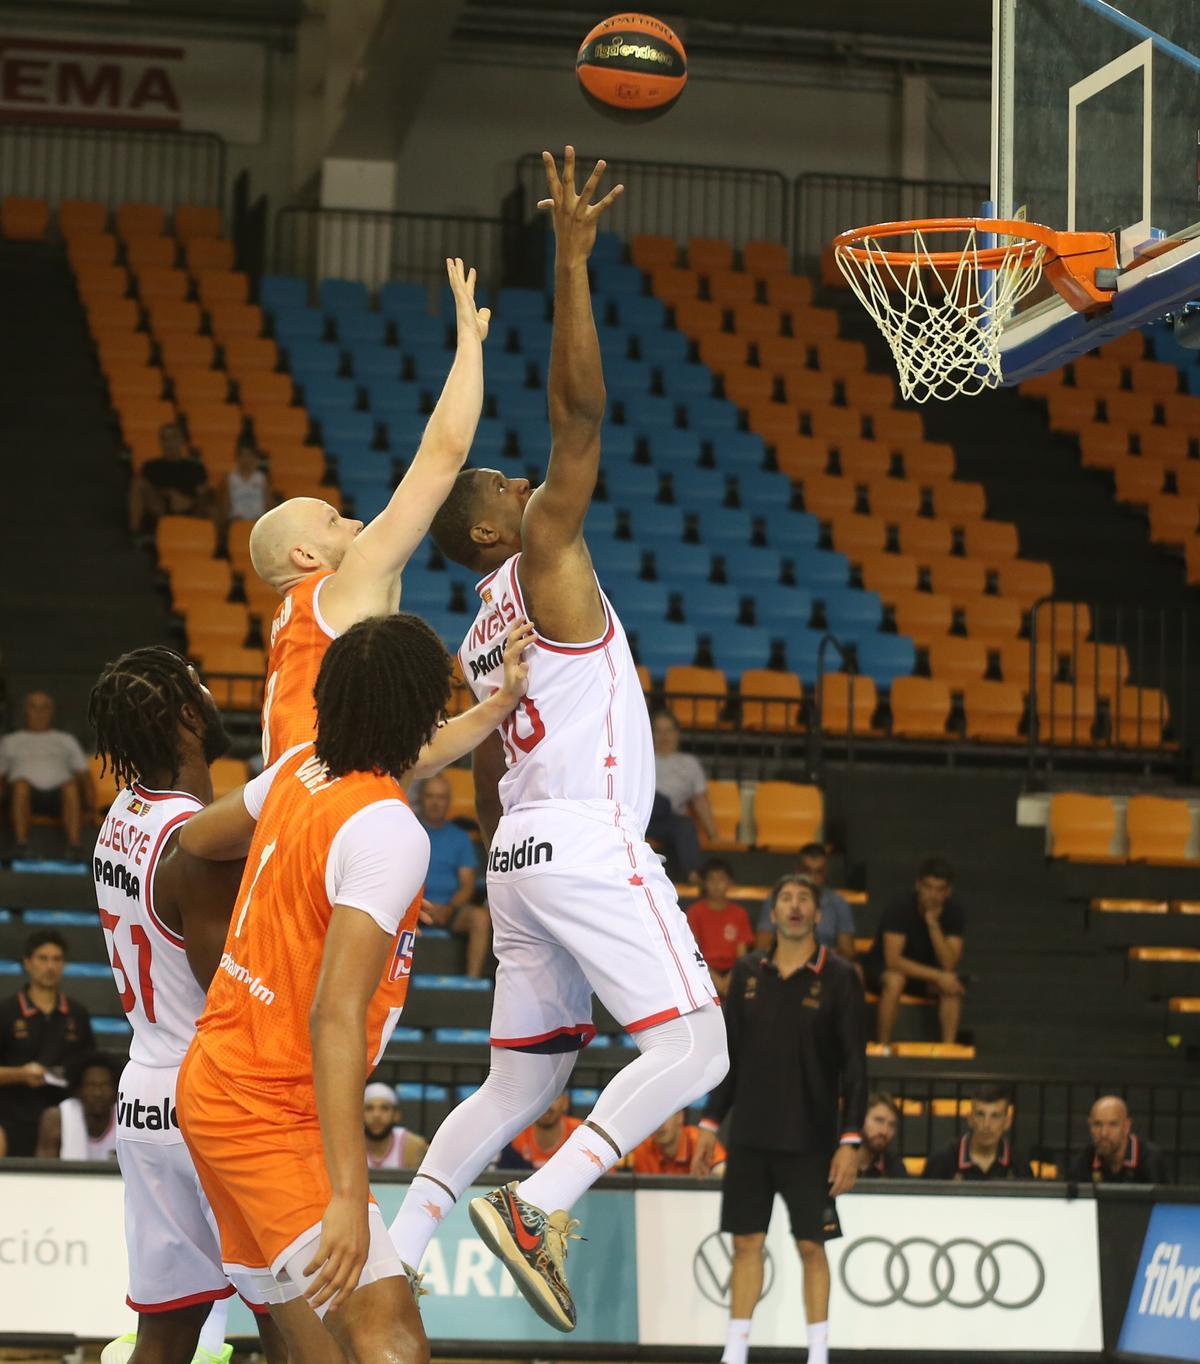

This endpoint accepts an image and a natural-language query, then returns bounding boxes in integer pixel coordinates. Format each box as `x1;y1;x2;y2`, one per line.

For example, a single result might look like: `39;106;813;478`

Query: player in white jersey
89;648;292;1364
389;148;728;1333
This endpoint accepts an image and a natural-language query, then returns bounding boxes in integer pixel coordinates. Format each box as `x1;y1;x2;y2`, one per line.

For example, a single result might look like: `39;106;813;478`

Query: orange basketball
576;14;687;122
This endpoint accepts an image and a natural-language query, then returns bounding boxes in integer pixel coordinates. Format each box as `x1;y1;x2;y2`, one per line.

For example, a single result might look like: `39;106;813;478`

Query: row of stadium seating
1048;792;1200;863
0;195;222;244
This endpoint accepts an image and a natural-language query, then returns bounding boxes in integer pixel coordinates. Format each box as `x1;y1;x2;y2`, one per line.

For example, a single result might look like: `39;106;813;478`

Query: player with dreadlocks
88;647;294;1364
174;612;531;1364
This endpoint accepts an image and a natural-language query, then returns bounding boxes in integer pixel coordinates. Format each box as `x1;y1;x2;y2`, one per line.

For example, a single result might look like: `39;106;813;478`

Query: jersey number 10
500;696;546;762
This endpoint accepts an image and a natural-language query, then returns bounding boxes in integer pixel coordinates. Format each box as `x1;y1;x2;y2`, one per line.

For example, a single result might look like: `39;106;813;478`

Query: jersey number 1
99;909;156;1023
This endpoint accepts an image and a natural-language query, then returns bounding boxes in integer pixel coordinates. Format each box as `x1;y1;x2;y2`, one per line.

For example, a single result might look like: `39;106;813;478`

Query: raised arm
155;836;248;989
320;258;490;632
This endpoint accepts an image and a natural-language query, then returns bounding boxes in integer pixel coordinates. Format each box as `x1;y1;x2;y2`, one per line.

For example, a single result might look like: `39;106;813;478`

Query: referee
693;874;867;1364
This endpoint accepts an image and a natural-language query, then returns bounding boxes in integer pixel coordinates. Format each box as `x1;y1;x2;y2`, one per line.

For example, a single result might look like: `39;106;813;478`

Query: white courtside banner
636;1190;1103;1352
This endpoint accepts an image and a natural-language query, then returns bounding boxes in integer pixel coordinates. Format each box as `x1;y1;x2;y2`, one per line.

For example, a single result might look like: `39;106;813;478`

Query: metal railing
1026;598;1192;781
272;206;511;293
793;171;989;272
0;121;226;212
514;151;788;250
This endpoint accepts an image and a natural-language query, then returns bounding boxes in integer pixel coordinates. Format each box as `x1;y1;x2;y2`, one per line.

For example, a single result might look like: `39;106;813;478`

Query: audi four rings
838;1237;1046;1310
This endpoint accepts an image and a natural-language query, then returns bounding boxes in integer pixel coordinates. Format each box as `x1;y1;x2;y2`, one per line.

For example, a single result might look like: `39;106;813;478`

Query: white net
834;226;1048;403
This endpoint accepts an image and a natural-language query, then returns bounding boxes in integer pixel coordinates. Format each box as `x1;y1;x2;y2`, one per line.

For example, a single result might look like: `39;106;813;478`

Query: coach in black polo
693;873;867;1364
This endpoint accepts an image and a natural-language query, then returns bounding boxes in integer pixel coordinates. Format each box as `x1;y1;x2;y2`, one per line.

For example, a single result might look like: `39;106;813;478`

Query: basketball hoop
832;218;1119;402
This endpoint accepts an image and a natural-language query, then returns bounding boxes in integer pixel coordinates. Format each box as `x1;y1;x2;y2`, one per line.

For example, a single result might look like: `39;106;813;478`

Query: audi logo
693;1232;775;1307
839;1237;1046;1310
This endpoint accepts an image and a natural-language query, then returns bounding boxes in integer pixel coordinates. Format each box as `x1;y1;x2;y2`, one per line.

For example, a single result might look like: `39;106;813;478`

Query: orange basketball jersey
193;743;423;1123
261;570;336;763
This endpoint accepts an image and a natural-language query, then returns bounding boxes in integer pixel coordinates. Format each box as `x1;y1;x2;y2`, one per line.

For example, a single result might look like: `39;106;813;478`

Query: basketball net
834;226;1048;403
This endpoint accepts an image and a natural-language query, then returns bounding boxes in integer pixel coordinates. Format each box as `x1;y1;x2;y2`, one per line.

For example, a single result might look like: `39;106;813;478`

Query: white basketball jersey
459;553;655;832
92;783;208;1071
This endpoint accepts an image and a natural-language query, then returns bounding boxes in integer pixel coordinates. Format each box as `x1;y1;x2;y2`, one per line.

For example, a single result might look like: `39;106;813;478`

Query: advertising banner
1118;1204;1200;1361
0;30;265;144
636;1189;1103;1352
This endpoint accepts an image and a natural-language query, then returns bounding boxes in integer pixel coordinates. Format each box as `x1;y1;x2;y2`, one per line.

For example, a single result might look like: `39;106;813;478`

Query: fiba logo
693;1232;775;1307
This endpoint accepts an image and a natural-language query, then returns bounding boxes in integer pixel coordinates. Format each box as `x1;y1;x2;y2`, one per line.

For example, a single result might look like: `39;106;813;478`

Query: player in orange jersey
176;612;531;1364
252;256;490;764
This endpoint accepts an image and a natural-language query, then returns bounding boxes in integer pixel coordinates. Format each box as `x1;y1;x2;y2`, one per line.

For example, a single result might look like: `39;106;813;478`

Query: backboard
993;0;1200;381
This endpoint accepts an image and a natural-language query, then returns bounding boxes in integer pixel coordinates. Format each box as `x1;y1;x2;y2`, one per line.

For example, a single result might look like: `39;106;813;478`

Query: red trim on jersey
641;880;701;1012
142;810;196;949
128;1285;236;1312
510;554;617;655
131;783;195;804
490;1022;597;1049
475;565;503;594
239;1295;270;1316
626;1006;682;1033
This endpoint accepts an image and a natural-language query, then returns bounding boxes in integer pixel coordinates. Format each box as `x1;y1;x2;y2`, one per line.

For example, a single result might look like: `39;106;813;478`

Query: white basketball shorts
486;801;716;1049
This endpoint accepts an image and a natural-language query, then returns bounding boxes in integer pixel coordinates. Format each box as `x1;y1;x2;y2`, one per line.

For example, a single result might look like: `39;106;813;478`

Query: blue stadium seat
347;345;402;381
92;1017;133;1036
708;626;772;674
591;231;624;264
737;470;794;512
485;352;532;389
761;508;821;553
395;315;449;353
497;287;547;321
385;1026;425;1047
469;420;507;462
823;588;885;640
259;274;308;314
684;584;742;630
589;539;644;579
593;263;644;296
331;445;390;483
320;411;375;448
612;295;666;330
648;430;703;472
673;469;730;511
585;502;618;537
626;503;685;542
793;548;851;591
275;308;327;345
366;381;423;419
605;357;654;398
493;388;547;424
334;312;387;346
512;319;553;357
509;419;548;458
318;279;371;314
652;543;713;584
634;622;698;675
595;326;634;363
660;362;715;398
302;375;358;415
599;575;668;618
786;629;841;683
723;546;783;585
686;396;741;433
397;571;452;612
602;463;660;502
638;330;690;366
379;411;426;453
599;425;638;462
379;281;428;320
696;508;753;549
623;394;678;431
711;430;767;469
1185;370;1200;396
856;634;918;686
753;584;814;630
341;478;391;521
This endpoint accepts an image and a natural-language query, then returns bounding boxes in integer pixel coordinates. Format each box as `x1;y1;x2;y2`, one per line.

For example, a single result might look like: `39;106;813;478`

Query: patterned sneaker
468;1182;582;1332
403;1260;428;1303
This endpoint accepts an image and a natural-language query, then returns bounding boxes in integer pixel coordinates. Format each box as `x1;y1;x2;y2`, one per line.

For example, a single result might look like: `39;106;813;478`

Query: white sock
195;1297;228;1356
807;1319;829;1364
517;1004;728;1214
722;1317;752;1364
388;1047;576;1267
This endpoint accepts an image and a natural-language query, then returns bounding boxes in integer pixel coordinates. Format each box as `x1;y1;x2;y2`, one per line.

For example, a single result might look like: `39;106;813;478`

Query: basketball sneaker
468;1183;581;1332
100;1333;137;1364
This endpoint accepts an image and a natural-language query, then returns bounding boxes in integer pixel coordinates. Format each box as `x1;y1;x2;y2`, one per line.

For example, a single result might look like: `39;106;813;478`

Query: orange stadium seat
814;339;867;375
184;401;243;445
2;196;49;240
197;270;250;307
664;666;727;730
673;300;724;337
174;205;223;242
891;590;954;644
127;236;177;271
224;337;279;376
1072;355;1123;391
1112;687;1170;749
964;519;1019;565
929;636;988;686
185;602;251;654
210;757;250;800
161;333;217;371
108;364;165;401
276;480;341;510
227;520;253;572
1048;793;1120;860
196;438;238;480
695;779;743;851
1072;642;1128;696
1095;332;1144;363
59;199;108;237
739;669;803;733
998;558;1054;607
253;404;311;445
687;237;735;274
650;267;700;306
928;555;987;603
119;398;177;443
753;781;823;850
929;480;987;522
808;407;863;443
870;409;924;445
842;372;895;412
964;595;1022;643
781;371;835;409
157;514;216;564
838;440;893;482
1163;393;1200;427
76;264;130;300
438;765;476;822
631;234;678;272
87;297;141;335
267;445;326;484
774;436;830;481
747;401;801;446
787;307;840;341
68;233;118;267
243;574;282;623
732;303;784;341
90;754;119;814
186;237;236;272
765;275;817;313
894;517;952;560
117;202;166;239
1130;359;1181;397
890;677;952;739
1127;795;1193;864
1105;392;1160;430
802;473;857;519
723;367;775;407
136;266;189;302
1079;421;1132;470
1036;683;1097;746
173;367;230;406
817;674;877;735
209;303;263;342
830;513;887;559
97;331;152;368
1113;456;1166;506
1018;371;1063;399
900;441;955;480
707;270;757;308
1033;601;1091;644
697;333;749;374
1048;389;1098;432
148;300;203;337
866;478;921;520
168;556;233;606
202;646;265;709
239;371;295;410
1174;466;1200;499
964;680;1025;743
1000;639;1058;689
859;551;918;598
742;241;790;277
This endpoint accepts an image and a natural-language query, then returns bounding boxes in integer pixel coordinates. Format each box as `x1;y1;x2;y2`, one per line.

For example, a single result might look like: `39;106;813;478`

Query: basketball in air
576;14;688;122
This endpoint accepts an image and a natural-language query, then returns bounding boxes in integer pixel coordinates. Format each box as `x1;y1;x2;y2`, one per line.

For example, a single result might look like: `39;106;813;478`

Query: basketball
576;14;687;122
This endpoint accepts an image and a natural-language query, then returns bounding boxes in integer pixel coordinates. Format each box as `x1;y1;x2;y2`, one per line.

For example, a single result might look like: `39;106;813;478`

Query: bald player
255;256;490;766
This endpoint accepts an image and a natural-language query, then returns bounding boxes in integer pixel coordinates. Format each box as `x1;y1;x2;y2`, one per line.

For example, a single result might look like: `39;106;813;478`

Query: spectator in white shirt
0;692;94;857
217;440;274;547
648;710;716;881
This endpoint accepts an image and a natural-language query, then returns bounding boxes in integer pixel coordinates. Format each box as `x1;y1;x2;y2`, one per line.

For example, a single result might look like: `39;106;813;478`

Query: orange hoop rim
832;216;1088;269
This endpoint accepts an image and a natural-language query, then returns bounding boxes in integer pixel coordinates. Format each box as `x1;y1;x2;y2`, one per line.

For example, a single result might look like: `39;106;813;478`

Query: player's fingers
541;151;562;199
577;159;606;209
589;183;625;219
465;265;476;295
477;306;492;328
563;144;576;197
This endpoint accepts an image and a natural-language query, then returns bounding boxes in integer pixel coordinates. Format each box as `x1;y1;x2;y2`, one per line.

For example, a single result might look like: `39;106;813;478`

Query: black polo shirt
0;989;95;1142
860;1148;909;1178
142;455;207;497
703;944;867;1155
1066;1132;1168;1184
863;892;966;974
923;1133;1033;1181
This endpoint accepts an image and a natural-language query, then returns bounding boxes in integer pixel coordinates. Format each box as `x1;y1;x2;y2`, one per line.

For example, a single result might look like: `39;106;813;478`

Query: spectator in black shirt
858;1092;908;1179
1067;1095;1168;1184
0;929;94;1156
694;874;866;1364
861;855;965;1050
923;1085;1033;1181
129;421;213;536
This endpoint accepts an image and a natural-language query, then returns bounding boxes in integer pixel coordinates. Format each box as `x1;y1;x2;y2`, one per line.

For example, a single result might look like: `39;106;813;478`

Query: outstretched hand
539;145;624;264
446;256;490;343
